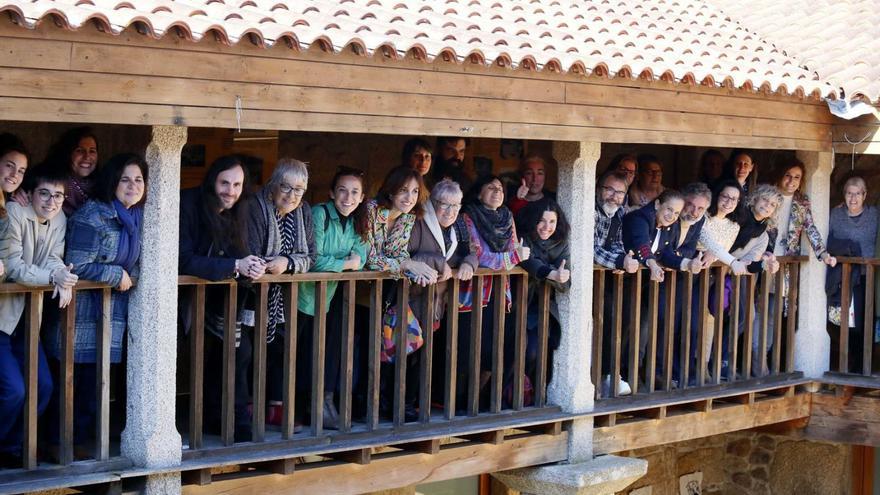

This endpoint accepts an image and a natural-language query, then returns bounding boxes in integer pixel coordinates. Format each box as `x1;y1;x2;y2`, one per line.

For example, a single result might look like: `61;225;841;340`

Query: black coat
178;187;241;281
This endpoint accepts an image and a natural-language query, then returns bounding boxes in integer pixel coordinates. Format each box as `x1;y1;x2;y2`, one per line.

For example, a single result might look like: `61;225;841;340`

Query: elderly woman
627;154;665;209
827;176;878;372
455;175;529;411
244;158;316;427
46;153;146;455
37;127;100;216
722;184;783;376
508;155;556;216
515;200;569;387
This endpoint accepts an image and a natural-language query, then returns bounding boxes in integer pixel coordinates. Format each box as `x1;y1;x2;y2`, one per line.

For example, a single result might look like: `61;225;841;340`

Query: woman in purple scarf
46;153;145;458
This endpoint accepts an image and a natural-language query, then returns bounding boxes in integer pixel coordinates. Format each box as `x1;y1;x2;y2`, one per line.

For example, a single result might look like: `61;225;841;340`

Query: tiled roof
706;0;880;103
0;0;852;101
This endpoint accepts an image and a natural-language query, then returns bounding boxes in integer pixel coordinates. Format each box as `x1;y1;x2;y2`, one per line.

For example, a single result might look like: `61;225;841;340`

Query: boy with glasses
0;167;77;467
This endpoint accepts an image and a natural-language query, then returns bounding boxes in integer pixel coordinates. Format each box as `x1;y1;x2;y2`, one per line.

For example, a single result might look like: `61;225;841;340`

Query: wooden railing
0;280;119;471
178;267;556;456
592;256;806;399
829;257;879;376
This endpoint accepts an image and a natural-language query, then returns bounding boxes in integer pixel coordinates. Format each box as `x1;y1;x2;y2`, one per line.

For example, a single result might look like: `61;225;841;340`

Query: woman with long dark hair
295;166;370;430
46;153;147;456
40;127;100;216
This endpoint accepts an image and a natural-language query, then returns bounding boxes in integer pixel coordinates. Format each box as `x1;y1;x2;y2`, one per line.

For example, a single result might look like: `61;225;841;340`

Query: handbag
380;303;424;363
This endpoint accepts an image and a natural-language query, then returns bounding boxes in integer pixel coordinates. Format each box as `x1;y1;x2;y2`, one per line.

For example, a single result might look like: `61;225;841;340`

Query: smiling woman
39;127;100;216
0;134;29;237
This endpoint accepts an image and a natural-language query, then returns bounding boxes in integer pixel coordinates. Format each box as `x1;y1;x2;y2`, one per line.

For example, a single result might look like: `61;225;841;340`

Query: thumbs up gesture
516;178;529;199
623;250;639;273
554;259;570;284
515;236;530;261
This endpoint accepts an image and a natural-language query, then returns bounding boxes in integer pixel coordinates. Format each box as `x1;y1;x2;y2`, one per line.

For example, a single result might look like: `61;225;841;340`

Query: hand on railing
402;259;439;287
622;251;639;274
342;252;362;271
686;253;705;274
51;264;78;288
52;284;73;308
761;253;780;274
646;258;665;282
821;252;837;267
263;256;289;275
729;260;748;276
457;263;475;281
236;255;267;280
438;262;453;282
547;259;570;284
117;269;134;292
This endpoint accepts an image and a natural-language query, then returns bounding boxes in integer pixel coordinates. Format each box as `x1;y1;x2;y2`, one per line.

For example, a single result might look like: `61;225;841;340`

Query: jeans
0;328;53;455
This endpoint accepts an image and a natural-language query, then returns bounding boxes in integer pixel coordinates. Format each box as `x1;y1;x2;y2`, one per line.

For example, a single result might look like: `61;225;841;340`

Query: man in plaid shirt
595;171;638;397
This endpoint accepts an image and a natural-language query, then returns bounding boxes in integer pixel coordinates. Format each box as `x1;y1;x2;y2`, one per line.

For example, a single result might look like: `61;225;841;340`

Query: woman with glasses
627;154;665;209
45;154;146;458
827;176;877;372
243;158;316;427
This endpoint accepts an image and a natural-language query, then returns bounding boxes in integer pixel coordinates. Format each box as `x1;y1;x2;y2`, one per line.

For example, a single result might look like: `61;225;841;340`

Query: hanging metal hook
843;131;871;170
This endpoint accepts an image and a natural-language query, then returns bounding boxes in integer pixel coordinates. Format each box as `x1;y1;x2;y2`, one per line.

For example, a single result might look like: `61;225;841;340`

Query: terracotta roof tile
3;0;868;100
706;0;880;102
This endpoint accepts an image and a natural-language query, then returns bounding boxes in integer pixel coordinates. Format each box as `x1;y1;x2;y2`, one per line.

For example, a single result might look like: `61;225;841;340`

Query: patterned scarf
463;203;514;252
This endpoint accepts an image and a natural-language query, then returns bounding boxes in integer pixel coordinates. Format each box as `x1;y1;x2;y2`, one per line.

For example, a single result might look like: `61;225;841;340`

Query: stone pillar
494;141;648;495
793;150;832;379
551;140;601;461
121;126;187;493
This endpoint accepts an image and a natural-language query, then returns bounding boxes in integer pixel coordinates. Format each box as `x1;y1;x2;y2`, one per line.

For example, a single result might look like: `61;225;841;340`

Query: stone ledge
493;455;648;495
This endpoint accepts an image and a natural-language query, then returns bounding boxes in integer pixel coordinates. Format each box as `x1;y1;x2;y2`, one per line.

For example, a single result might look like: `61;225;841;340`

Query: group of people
0;127;145;467
2;127;873;465
177;136;568;440
596;150;876;395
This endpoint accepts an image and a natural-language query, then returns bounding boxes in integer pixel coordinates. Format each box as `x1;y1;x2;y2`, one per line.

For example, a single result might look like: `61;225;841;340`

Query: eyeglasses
435;201;461;212
718;193;739;204
36;188;66;204
845;191;866;199
601;186;626;199
278;183;307;196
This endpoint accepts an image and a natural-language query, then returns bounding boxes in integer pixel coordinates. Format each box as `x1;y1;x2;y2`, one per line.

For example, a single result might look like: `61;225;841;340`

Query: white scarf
424;203;458;260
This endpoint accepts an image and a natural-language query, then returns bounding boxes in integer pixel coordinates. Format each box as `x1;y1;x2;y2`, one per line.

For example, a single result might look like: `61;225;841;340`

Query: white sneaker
601;375;633;397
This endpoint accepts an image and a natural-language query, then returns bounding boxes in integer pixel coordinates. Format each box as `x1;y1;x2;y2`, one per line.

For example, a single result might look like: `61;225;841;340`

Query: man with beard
179;155;266;442
594;171;638;397
430;137;472;191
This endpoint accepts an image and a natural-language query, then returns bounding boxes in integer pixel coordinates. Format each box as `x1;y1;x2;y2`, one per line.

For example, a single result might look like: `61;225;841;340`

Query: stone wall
617;432;852;495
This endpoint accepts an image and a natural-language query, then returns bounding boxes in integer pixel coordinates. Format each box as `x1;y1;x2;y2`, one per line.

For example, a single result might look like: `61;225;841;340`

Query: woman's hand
457;263;474;281
52;264;78;288
821;253;837;267
265;256;288;275
117;269;133;291
11;189;29;207
761;253;780;274
515;237;530;261
646;259;665;282
403;260;438;286
52;285;73;308
548;260;570;284
343;252;362;271
439;263;453;282
729;260;747;276
236;255;266;280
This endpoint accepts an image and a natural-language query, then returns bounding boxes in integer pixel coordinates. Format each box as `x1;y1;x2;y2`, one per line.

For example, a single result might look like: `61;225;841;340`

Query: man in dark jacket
179;155;265;442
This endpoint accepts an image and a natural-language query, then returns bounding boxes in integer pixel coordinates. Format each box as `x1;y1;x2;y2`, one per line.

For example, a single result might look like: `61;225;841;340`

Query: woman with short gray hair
244;157;316;427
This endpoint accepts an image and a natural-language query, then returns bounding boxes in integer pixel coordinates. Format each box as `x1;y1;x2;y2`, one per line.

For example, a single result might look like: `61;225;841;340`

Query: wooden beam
325;448;372;465
393;439;441;455
593;393;811;454
458;430;505;445
181;433;567;495
804;392;880;446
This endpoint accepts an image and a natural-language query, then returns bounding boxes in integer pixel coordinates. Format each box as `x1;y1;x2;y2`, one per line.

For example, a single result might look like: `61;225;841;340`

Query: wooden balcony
1;257;879;495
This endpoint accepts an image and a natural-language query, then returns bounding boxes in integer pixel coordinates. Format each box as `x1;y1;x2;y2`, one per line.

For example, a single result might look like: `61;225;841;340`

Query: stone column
494;141;647;495
793;150;832;379
121;126;187;494
550;140;601;461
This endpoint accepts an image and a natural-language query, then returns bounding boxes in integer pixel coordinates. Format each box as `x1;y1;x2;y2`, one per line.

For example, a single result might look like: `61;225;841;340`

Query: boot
322;392;339;430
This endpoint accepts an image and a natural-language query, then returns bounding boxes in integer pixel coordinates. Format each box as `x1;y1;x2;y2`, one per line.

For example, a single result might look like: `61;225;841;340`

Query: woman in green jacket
297;167;369;429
